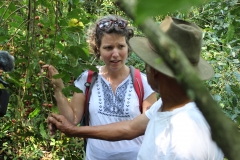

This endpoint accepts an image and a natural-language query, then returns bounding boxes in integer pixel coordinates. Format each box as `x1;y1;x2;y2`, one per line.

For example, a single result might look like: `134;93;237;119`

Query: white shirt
138;99;224;160
74;67;155;160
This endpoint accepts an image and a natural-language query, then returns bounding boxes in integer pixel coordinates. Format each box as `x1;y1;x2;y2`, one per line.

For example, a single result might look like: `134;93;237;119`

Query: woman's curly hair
87;15;134;59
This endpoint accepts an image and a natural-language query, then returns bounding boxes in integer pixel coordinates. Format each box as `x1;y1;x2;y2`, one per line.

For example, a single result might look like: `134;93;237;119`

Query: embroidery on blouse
98;78;130;117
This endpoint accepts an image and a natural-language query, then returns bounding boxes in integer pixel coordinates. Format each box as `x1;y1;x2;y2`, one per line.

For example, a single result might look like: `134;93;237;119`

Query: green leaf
0;36;8;42
15;58;28;65
39;122;47;139
136;0;206;23
8;3;17;11
56;42;64;51
20;44;30;54
9;22;20;28
229;0;238;6
234;71;240;81
225;84;232;95
226;24;235;42
213;95;221;102
29;108;41;118
66;26;84;32
81;64;98;72
230;85;240;96
52;73;66;79
61;71;71;82
50;138;55;146
67;9;83;19
7;77;22;87
232;96;238;106
72;67;83;78
12;15;24;22
63;45;89;60
62;86;82;97
214;73;222;78
37;0;51;8
59;19;68;27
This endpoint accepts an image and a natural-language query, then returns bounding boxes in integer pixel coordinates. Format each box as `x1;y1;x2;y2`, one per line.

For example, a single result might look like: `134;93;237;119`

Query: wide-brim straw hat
129;16;214;80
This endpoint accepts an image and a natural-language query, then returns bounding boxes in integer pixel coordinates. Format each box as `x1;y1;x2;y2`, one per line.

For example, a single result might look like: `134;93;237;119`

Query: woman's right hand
42;65;64;91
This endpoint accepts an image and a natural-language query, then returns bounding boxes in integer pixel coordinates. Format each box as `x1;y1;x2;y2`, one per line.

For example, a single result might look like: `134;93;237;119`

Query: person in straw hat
47;16;224;159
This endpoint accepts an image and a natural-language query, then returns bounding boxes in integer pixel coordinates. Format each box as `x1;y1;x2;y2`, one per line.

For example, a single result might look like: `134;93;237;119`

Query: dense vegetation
0;0;239;159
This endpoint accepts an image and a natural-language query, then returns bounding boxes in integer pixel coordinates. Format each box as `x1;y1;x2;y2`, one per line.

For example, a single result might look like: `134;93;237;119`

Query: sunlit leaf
29;108;41;118
50;138;56;146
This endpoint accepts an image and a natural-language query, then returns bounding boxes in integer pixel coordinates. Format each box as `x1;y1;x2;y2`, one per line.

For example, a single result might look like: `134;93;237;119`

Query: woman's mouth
110;60;121;63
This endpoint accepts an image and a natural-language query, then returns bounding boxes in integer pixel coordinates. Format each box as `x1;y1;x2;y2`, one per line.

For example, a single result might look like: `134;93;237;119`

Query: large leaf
63;45;89;60
62;85;82;97
67;9;83;19
12;15;24;22
136;0;209;23
8;3;16;12
9;22;21;28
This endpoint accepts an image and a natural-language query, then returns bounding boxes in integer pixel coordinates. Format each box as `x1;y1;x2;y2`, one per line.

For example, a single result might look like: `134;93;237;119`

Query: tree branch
116;0;240;159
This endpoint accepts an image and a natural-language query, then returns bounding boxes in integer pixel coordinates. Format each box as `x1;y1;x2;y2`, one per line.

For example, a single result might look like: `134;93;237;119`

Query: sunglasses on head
97;19;128;30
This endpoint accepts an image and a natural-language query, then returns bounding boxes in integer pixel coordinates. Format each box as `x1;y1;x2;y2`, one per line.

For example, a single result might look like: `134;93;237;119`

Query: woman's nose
112;48;119;57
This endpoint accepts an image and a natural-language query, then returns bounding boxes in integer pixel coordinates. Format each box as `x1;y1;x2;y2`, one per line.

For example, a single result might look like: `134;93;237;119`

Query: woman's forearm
54;90;75;123
69;114;149;141
71;121;138;141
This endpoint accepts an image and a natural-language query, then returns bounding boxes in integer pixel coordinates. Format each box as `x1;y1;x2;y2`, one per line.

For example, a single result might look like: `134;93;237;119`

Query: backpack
80;66;144;150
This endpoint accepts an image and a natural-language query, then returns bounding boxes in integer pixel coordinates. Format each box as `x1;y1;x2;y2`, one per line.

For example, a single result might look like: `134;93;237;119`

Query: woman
45;15;157;160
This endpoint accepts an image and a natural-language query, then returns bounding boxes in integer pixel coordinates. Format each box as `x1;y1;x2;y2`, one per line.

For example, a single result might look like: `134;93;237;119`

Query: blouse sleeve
140;72;155;100
74;70;88;95
145;98;162;119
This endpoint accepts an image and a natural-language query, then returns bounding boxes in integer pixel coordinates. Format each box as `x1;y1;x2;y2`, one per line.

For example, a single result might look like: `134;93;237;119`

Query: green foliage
0;0;240;159
135;0;209;23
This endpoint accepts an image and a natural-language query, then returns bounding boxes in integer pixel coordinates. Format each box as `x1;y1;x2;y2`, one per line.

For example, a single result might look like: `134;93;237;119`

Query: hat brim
129;37;214;80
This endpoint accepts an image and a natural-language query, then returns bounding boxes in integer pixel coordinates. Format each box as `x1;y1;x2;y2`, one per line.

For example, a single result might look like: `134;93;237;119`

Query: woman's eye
104;46;112;50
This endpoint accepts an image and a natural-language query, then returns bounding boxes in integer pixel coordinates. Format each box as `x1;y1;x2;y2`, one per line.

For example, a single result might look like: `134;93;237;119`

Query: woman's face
99;33;128;71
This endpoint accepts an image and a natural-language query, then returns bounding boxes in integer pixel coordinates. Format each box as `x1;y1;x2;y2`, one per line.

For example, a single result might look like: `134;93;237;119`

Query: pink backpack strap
82;70;98;126
130;66;144;113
